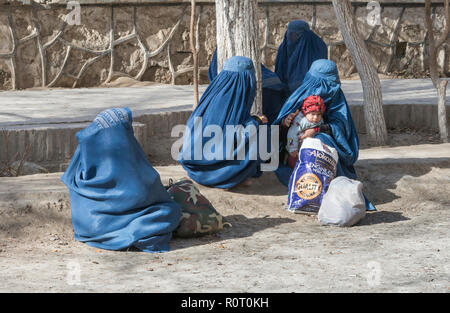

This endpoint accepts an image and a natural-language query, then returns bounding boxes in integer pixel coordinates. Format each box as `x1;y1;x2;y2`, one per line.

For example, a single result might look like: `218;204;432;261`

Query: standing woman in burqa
273;59;376;211
275;20;328;95
179;56;270;189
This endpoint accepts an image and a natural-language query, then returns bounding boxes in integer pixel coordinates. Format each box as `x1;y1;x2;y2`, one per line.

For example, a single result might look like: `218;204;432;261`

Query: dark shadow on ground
357;211;410;226
169;214;296;251
225;172;288;196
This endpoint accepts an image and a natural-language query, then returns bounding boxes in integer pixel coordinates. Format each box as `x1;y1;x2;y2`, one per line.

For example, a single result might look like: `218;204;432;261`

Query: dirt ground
0;133;449;293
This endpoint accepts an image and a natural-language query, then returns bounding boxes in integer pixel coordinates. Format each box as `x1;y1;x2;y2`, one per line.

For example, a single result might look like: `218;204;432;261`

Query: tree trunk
190;0;199;107
215;0;262;115
425;0;449;143
332;0;388;146
437;80;448;142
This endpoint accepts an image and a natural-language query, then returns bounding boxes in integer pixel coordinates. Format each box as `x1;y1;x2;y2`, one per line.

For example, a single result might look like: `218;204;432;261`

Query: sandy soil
0;143;449;293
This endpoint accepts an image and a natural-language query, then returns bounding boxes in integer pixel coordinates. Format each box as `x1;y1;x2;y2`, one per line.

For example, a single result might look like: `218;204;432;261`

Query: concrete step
1;105;449;173
357;143;450;165
1;80;449;173
0;143;448;213
0;110;192;172
1;121;148;173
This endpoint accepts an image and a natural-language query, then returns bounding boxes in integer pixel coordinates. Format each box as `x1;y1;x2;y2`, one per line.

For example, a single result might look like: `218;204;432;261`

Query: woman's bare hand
299;128;317;141
283;109;299;128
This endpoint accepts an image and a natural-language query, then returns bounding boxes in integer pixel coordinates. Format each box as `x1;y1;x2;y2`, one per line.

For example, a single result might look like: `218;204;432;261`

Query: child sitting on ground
286;95;325;168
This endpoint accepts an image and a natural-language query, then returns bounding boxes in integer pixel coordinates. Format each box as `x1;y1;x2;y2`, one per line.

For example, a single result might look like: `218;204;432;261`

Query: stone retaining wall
0;0;449;90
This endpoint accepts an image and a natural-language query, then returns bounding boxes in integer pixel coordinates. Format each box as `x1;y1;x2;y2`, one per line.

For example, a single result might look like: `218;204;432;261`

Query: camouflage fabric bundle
166;179;231;238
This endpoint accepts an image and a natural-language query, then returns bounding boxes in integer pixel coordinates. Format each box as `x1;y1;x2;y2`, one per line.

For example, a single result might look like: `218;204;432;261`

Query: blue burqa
179;56;268;189
273;59;375;211
208;50;288;124
61;107;182;252
275;20;328;94
261;65;289;124
207;50;218;82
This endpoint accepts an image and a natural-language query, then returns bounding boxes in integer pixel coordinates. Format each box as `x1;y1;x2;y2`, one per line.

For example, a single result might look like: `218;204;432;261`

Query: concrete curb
1;121;148;172
351;104;450;133
1;105;449;173
1;143;449;212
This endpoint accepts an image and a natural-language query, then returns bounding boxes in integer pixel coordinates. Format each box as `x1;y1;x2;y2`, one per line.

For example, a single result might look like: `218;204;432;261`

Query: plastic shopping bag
318;176;366;227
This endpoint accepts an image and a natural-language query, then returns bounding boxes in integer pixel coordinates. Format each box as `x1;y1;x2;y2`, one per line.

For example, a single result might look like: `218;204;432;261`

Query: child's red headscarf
301;95;325;115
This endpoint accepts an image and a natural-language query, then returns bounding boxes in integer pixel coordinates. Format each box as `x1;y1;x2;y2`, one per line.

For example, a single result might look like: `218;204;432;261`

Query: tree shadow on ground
169;214;296;251
225;172;288;196
357;211;410;226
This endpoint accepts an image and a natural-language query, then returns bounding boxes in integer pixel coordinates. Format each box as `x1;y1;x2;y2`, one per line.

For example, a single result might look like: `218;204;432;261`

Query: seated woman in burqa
208;50;288;125
61;108;182;253
179;56;272;189
273;59;376;211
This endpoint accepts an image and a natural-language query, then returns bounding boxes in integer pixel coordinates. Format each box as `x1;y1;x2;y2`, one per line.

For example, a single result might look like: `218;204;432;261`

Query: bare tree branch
190;0;199;107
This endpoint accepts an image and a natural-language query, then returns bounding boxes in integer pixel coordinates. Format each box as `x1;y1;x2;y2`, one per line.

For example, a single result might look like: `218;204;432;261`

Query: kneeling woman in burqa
178;56;270;189
61;108;181;253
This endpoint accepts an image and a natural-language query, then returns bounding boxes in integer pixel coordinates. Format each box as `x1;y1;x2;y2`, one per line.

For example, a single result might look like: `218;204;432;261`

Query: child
286;95;325;168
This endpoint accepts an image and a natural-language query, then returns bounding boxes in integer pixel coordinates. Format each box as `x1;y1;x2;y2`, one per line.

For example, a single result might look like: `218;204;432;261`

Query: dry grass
0;129;32;177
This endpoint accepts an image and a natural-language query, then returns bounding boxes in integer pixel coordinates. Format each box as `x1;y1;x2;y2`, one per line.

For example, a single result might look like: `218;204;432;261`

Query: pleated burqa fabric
179;56;268;189
275;20;328;95
208;50;288;125
61;108;182;252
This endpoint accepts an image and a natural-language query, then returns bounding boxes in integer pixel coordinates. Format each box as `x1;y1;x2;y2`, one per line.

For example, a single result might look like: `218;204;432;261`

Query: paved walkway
1;79;448;127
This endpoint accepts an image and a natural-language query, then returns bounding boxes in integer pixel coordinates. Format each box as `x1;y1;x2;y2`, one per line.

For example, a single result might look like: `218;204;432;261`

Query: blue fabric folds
275;20;328;95
261;65;289;124
273;59;375;211
179;56;268;189
207;50;218;83
208;50;288;125
61;107;182;253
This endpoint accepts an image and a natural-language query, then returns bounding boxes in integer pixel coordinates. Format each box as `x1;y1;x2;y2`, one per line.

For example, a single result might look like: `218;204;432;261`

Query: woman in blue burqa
208;50;288;125
179;56;270;189
273;59;376;211
275;20;328;95
61;107;181;253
